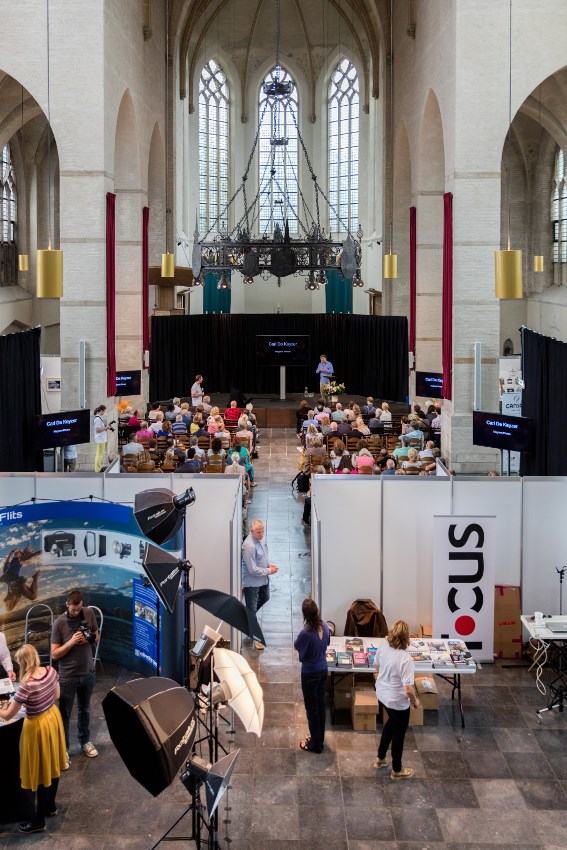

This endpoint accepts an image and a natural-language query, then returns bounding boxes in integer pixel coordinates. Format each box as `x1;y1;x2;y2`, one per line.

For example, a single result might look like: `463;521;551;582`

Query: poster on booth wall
432;516;495;662
0;501;183;679
498;356;522;398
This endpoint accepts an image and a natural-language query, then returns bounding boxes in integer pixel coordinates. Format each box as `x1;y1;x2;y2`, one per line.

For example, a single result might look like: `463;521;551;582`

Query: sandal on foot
299;739;322;753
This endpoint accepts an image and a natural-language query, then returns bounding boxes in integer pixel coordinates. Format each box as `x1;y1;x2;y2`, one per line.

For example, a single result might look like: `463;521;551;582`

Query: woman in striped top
0;644;66;833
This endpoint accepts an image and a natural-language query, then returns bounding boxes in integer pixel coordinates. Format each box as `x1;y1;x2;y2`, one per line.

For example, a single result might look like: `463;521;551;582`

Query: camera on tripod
78;620;96;644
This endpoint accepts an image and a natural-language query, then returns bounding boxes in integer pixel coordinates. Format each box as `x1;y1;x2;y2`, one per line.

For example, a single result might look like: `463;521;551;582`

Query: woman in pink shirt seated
354;448;375;470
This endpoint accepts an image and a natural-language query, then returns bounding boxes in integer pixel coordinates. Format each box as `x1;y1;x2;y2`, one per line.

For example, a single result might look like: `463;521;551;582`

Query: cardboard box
331;674;354;710
408;702;424;726
494;585;522;659
351;687;379;731
420;624;433;638
415;675;439;710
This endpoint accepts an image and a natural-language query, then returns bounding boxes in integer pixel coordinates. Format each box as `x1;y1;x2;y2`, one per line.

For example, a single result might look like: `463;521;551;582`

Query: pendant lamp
384;0;398;280
161;251;175;277
37;0;63;299
495;0;522;300
533;255;544;273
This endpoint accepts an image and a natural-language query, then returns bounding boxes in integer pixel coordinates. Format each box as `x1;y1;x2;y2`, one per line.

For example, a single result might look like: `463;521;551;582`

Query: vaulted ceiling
173;0;389;122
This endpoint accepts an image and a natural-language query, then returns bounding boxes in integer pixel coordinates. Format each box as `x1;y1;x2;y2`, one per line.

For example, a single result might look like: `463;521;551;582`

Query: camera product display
112;541;132;559
44;531;77;558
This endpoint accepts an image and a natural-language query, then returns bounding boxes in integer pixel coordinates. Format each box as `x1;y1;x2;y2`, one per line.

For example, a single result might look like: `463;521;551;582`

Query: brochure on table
327;636;476;672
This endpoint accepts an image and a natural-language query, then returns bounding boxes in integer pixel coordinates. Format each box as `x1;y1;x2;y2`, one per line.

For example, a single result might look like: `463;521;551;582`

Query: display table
521;614;567;720
327;636;476;729
0;714;35;823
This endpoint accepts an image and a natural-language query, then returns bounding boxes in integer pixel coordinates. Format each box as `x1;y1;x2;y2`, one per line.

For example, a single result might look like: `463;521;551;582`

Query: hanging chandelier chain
275;0;281;75
506;0;512;249
46;0;52;246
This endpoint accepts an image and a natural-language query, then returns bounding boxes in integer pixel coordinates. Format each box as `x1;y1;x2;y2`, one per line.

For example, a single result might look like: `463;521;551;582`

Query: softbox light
102;677;196;797
142;542;183;614
134;487;195;545
181;750;240;818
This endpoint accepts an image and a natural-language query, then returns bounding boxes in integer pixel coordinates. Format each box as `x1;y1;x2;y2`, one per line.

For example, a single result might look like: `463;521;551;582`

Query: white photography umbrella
213;647;264;736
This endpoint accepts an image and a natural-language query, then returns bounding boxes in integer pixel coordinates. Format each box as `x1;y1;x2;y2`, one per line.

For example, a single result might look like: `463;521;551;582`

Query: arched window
551;148;565;264
199;60;229;234
328;58;359;234
258;67;299;236
1;143;17;286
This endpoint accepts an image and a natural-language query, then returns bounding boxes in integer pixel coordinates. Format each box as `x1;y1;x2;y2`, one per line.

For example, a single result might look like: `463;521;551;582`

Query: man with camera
51;589;100;766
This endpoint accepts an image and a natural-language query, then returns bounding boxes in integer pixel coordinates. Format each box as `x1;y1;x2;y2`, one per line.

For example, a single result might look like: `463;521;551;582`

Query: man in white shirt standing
0;630;16;681
191;375;204;408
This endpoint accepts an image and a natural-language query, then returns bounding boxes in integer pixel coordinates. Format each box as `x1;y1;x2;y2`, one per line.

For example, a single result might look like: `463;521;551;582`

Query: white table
327;636;476;729
521;614;567;720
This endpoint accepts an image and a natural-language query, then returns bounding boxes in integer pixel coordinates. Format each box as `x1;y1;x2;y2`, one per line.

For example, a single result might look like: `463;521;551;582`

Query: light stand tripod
557;566;566;616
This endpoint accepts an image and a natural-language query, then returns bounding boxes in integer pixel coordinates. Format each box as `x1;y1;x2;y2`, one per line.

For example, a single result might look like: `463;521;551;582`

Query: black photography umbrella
186;588;265;645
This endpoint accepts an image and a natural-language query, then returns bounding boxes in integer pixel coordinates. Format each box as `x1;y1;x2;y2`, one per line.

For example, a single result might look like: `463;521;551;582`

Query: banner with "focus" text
433;516;496;662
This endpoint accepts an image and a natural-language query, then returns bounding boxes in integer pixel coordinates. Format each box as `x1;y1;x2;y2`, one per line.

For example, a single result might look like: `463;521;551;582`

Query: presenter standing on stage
315;354;334;396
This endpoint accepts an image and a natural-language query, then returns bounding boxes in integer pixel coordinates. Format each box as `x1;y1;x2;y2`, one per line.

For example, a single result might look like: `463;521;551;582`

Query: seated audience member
245;404;259;452
137;439;156;465
303;436;326;475
207;406;220;426
208;437;226;460
425;405;437;424
321;458;333;474
362;397;376;416
118;406;132;429
377;448;389;470
216;421;232;442
208;416;220;435
160;420;173;439
296;400;310;434
335;453;353;473
329;421;339;435
176;447;202;473
235;416;253;448
354;448;375;471
355;416;370;436
352;404;362;418
128;409;141;429
382;458;396;475
319;416;332;437
344;405;355;423
402;448;422;473
122;437;144;456
172;397;182;414
380;401;392;423
148;402;161;421
419;441;436;461
402;421;424;450
191;414;208;437
136;421;153;439
172;414;187;436
391;439;409;465
150;411;165;434
368;409;382;432
171;441;186;460
202;396;212;415
330;439;348;469
431;411;442;431
348;420;364;440
165;403;177;422
190;435;206;461
314;402;330;423
422;448;441;474
224;400;241;423
400;415;410;435
331;402;346;423
180;402;193;425
408;404;425;422
336;418;352;437
302;410;319;435
305;423;320;448
225;451;247;482
162;448;180;467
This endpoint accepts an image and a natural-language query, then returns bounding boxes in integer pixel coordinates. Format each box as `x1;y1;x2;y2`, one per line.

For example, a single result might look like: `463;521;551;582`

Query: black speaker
102;677;196;797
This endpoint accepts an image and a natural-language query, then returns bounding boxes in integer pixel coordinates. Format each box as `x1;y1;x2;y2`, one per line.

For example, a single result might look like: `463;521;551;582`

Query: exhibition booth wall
0;469;243;679
312;475;560;652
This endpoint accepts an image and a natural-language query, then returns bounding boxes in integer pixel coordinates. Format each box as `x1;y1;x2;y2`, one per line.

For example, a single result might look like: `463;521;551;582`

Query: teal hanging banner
325;268;352;314
204;270;231;314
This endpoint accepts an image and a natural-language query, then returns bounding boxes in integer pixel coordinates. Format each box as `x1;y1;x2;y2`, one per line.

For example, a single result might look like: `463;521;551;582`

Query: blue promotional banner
0;501;184;680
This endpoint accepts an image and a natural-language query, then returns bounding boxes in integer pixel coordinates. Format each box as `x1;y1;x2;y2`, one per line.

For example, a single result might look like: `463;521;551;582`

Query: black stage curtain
0;327;42;472
149;314;409;402
521;326;567;476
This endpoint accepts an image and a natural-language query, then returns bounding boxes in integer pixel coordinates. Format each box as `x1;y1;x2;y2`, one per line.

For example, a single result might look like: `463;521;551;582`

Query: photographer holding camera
51;590;100;766
93;404;115;472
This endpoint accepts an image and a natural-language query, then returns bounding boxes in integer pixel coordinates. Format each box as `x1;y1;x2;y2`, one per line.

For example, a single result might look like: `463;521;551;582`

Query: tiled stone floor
2;429;567;849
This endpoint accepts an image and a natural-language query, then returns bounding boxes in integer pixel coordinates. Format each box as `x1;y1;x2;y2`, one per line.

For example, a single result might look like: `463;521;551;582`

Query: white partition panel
35;472;105;502
311;498;321;609
0;474;35;505
522;478;567;617
452;478;522;586
313;476;382;634
382;479;451;632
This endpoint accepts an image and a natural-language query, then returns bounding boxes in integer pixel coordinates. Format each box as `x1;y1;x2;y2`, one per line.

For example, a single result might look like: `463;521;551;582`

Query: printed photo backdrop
0;501;184;681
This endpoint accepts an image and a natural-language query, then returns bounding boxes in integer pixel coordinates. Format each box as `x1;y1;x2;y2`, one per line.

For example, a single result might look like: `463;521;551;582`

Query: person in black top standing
51;590;100;764
294;599;330;753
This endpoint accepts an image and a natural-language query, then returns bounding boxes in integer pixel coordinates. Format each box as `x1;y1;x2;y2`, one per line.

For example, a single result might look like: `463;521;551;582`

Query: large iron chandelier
191;0;363;292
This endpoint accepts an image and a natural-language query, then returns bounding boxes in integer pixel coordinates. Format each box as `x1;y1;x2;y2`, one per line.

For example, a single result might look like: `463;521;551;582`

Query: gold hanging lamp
161;251;175;277
495;0;522;300
384;0;398;280
533;255;544;273
37;0;63;298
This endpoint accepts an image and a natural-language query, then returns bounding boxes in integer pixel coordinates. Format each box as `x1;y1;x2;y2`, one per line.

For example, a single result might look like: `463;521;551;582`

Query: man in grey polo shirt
241;520;279;651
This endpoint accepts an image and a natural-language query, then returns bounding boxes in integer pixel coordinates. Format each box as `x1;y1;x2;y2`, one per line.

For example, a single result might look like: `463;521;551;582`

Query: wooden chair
136;436;150;450
198;435;211;451
204;457;225;473
121;454;140;468
176;435;190;449
367;437;383;458
137;461;156;473
386;434;400;453
346;437;360;454
402;463;421;475
219;435;231;451
406;437;423;451
309;453;326;473
233;434;252;452
357;465;373;475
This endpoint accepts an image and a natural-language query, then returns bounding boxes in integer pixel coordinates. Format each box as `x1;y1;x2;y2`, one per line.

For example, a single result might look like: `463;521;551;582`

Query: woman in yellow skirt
0;644;66;833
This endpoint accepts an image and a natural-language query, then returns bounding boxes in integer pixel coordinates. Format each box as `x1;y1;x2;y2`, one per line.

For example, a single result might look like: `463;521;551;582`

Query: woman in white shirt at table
373;620;420;779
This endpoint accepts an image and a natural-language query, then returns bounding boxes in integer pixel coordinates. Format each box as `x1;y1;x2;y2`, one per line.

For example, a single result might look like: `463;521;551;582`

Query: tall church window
551;148;566;264
1;143;17;286
328;58;359;233
199;60;229;233
258;67;299;236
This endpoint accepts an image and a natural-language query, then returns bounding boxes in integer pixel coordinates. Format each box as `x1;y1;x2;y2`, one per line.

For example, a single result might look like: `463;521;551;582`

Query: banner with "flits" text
433;516;496;662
